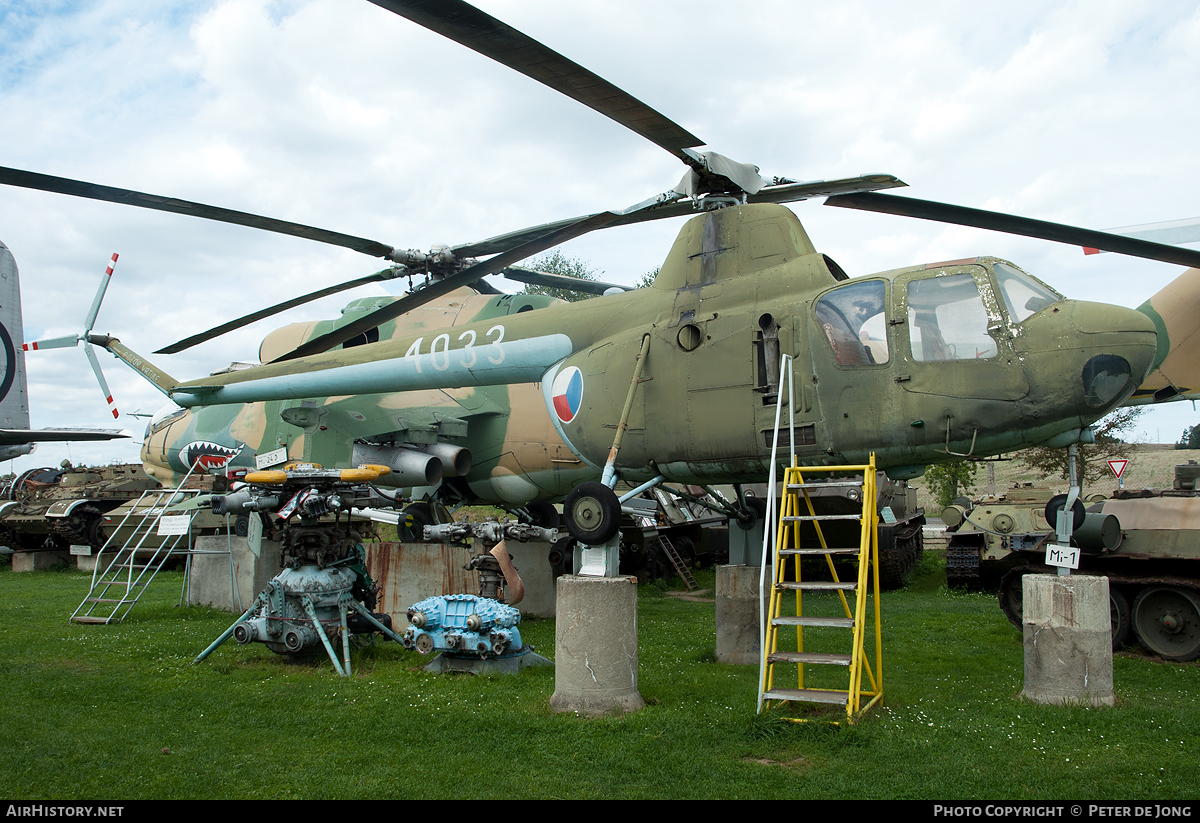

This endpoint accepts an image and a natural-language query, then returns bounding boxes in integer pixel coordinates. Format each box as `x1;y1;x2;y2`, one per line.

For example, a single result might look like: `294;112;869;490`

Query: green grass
0;554;1196;799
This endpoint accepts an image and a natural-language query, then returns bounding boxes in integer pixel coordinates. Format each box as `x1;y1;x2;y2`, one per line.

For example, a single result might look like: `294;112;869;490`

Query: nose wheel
563;481;621;545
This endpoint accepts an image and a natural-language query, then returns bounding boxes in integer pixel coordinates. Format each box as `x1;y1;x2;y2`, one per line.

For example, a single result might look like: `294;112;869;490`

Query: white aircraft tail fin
0;241;32;434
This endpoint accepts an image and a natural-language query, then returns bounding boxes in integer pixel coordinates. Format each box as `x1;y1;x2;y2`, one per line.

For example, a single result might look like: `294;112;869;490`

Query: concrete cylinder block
1021;574;1114;707
715;565;763;665
550;575;644;716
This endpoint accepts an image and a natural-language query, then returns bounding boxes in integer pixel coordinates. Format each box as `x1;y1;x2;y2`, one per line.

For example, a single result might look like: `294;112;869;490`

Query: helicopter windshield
906;273;996;361
815;280;889;365
991;261;1062;322
146;403;187;438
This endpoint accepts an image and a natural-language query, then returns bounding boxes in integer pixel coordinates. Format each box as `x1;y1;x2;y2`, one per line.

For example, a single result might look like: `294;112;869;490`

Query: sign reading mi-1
5;0;1200;545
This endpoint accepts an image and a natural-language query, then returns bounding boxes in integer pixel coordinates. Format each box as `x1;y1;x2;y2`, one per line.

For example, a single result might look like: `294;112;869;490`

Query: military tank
0;461;162;551
942;483;1057;591
945;464;1200;661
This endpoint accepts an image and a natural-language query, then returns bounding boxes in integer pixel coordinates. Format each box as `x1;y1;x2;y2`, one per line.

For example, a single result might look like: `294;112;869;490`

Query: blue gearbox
403;594;523;658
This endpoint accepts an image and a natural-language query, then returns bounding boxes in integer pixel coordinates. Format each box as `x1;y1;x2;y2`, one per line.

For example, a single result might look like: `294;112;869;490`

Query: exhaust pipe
419;443;472;477
351;443;442;487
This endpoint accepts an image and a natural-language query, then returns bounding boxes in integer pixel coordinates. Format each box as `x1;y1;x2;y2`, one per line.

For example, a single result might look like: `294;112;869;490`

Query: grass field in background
0;554;1196;800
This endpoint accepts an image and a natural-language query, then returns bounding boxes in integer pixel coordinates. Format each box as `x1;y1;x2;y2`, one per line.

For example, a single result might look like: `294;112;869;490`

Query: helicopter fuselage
139;204;1158;504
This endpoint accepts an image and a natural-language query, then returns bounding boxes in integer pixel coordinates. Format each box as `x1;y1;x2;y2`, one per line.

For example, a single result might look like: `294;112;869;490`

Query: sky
1;0;1198;477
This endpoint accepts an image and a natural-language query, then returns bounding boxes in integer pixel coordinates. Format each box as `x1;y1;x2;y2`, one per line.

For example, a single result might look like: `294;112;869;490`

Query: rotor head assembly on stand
193;462;410;676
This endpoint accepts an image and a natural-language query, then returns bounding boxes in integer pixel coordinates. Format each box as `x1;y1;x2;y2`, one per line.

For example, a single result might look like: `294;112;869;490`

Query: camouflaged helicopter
4;0;1200;547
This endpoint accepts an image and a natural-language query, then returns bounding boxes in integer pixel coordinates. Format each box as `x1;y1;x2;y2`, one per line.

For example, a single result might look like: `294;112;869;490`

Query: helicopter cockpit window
907;273;996;362
992;261;1062;323
815;280;889;366
146;405;187;437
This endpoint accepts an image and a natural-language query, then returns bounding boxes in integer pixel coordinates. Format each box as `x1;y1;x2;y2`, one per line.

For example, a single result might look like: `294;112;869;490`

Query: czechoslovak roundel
551;366;584;424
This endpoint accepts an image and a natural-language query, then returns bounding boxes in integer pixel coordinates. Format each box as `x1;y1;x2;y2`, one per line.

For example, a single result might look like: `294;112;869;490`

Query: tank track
945;540;982;590
51;505;103;548
877;520;923;590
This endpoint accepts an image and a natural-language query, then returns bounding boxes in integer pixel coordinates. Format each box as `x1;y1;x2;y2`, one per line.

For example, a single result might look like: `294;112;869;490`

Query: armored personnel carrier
0;462;161;551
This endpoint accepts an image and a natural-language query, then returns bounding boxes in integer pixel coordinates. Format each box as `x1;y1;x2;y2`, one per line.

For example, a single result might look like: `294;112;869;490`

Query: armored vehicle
947;464;1200;661
942;484;1056;591
0;462;161;551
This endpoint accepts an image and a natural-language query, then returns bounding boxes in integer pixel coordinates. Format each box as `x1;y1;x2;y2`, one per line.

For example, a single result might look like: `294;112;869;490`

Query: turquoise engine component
403;594;523;657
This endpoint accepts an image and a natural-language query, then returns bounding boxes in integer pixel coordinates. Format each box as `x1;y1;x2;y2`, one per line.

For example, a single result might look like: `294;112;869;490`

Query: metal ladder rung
84;597;133;604
773;616;854;629
779;548;858;556
776;581;856;591
764;688;849;706
786;481;862;489
70;616;116;624
767;651;852;666
782;515;868;523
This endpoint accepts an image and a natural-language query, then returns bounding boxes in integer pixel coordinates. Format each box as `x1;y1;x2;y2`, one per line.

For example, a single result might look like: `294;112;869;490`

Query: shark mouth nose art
181;440;244;472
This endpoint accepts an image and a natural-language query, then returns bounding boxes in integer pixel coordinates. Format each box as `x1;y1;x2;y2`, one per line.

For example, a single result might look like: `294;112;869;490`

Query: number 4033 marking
403;324;506;373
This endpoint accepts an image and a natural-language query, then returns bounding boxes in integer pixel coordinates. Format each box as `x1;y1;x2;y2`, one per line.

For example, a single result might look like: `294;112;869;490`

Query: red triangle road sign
1108;459;1128;478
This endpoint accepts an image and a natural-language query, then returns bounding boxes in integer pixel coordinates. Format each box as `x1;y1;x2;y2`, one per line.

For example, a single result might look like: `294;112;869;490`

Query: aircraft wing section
0;428;129;445
169;333;574;407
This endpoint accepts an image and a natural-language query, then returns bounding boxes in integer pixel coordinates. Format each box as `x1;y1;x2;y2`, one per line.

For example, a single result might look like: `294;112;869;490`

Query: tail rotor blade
82;341;119;419
84;253;118;333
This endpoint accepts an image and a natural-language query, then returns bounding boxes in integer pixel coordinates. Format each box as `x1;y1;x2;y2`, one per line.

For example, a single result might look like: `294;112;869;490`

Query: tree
638;266;660;289
1176;424;1200;450
517;250;601;303
924;461;979;509
1015;407;1144;485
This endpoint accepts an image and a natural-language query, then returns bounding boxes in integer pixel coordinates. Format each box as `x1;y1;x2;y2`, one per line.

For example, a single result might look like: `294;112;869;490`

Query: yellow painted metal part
762;453;882;724
245;470;288;484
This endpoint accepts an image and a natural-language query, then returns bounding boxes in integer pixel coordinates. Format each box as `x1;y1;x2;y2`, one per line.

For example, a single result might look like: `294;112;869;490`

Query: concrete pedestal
187;536;283;613
11;550;72;572
1021;574;1114;706
716;565;763;664
550;575;644;715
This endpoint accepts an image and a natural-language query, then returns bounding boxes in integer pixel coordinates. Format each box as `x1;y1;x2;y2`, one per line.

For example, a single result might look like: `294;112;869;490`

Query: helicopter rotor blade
155;268;402;355
499;267;631;295
825;192;1200;270
22;335;80;351
271;210;625;362
368;0;702;161
0;166;399;260
84;253;119;333
82;341;120;419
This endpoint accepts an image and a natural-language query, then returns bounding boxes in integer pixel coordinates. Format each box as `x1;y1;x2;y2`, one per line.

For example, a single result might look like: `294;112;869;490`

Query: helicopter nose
1065;301;1157;413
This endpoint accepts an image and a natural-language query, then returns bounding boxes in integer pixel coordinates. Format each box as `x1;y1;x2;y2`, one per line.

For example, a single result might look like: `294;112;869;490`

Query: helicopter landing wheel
401;503;434;542
524;500;560;529
563;482;621;546
1132;586;1200;661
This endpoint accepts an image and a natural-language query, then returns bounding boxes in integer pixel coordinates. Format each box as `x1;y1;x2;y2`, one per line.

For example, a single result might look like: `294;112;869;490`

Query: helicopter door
644;290;761;475
896;268;1029;451
808;279;899;456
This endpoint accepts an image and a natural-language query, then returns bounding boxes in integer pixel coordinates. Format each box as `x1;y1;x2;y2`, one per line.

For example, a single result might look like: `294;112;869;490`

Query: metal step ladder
759;455;883;723
70;467;212;625
658;534;698;591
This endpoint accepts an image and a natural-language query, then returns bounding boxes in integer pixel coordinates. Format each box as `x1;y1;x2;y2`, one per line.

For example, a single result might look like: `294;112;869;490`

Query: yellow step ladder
759;455;883;724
